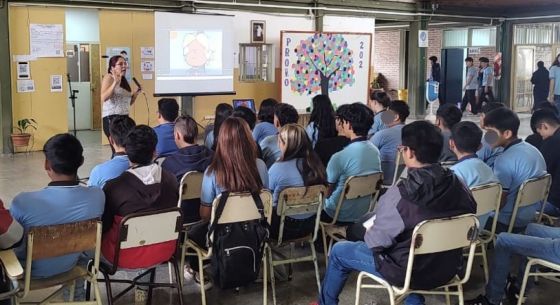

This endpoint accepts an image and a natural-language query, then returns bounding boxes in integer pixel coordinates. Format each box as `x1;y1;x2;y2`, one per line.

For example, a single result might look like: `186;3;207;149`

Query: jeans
543;201;560;217
485;223;560;304
319;241;424;305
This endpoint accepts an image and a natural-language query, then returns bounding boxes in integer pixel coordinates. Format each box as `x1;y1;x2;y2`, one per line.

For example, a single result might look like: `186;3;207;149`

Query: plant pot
11;133;31;147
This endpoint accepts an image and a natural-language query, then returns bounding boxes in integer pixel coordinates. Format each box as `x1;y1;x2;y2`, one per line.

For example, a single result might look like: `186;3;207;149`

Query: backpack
207;191;269;289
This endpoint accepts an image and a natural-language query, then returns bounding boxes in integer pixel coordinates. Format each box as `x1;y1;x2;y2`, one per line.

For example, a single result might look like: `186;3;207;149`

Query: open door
513;46;535;112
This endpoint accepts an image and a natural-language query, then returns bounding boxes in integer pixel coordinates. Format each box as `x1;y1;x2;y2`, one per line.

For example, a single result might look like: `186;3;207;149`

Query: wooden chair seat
27;266;87;291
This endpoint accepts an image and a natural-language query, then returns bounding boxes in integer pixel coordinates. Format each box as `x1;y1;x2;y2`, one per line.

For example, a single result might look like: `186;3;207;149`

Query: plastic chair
268;185;326;305
469;182;502;283
321;172;383;264
184;191;273;305
0;250;24;304
355;214;479;305
517;258;560;305
15;219;103;305
95;208;184;305
509;174;552;233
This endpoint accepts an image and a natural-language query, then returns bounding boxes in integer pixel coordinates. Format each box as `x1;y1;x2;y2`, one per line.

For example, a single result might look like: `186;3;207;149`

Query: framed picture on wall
251;20;266;43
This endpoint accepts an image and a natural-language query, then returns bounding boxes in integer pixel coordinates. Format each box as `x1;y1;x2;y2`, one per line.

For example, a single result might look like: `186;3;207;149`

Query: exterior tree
290;33;356;96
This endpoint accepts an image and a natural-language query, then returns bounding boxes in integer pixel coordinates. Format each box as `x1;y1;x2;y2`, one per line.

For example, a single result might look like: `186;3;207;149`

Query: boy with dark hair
370;100;410;184
260;103;299;168
314;104;351;167
533;109;560;216
436;103;462;162
476;102;505;168
102;125;179;268
479;57;495;104
154;98;179;157
461;57;480;114
232;106;257;130
89;116;136;188
323;103;381;223
10;134;104;278
162;115;213;223
315;121;476;305
526;102;558;150
253;98;279;144
484;108;546;232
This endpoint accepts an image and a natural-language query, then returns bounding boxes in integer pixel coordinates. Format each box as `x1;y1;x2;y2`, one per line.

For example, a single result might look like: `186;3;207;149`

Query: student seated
204;103;233;150
162;115;213;223
253;98;279;144
533;109;560;216
260;103;299;168
314;121;476;305
449;121;499;227
484;108;547;233
186;117;269;287
306;95;337;147
269;124;326;240
232;106;264;158
436;103;462;162
367;91;391;137
88;116;136;188
370;100;409;184
314;105;351;167
10;134;104;278
466;223;560;305
476;102;505;168
101;125;179;268
323;103;381;223
526;102;558;150
153;98;179;157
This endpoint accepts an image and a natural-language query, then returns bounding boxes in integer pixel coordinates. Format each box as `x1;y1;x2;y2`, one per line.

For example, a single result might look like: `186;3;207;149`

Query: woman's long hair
278;124;326;187
208;117;263;192
258;98;279;124
212;103;233;150
107;55;131;92
553;53;560;67
309;95;337;140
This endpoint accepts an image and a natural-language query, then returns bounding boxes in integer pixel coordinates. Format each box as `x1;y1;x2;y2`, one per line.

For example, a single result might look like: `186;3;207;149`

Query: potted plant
11;118;37;147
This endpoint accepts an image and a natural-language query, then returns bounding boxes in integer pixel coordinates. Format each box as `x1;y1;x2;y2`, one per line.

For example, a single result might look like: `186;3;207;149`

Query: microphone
132;77;142;90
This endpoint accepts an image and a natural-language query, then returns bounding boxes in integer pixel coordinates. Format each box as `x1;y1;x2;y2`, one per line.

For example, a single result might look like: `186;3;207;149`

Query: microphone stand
67;74;79;137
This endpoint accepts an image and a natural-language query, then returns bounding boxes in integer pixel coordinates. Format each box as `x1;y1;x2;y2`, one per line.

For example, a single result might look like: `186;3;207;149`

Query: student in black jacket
531;61;550;110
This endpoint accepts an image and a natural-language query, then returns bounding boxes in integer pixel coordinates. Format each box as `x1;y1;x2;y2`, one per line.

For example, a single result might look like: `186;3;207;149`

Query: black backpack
207;191;269;289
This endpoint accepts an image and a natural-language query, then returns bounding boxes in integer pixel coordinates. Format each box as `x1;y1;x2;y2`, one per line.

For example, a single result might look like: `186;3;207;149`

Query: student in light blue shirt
153;98;179;157
436;103;462;163
268;124;327;239
371;100;409;185
260;103;299;168
306;95;337;147
367;91;391;137
476;102;505;168
10;134;105;279
483;108;547;232
205;103;233;150
88;116;135;188
449;121;499;228
549;54;560;113
324;103;381;223
253;98;279;144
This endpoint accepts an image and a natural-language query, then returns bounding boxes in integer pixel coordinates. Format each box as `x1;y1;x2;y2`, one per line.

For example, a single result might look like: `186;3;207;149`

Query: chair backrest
178;171;204;202
400;214;479;292
510;174;552;231
330;172;383;223
276;185;326;244
211;190;273;224
118;208;182;250
392;151;406;185
471;182;502;216
28;219;99;260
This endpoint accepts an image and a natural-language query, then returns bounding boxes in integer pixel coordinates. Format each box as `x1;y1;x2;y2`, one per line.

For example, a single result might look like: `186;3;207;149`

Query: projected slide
155;12;234;95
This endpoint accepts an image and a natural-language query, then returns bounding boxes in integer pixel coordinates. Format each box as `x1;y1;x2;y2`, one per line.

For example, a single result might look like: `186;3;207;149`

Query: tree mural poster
281;31;372;110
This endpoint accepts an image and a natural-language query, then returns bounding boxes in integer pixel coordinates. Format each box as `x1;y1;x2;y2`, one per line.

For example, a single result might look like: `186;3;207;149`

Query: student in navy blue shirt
323;103;381;223
367;91;391;137
253;98;279;144
306;94;337;147
371;100;409;185
260;103;299;168
477;102;505;168
269;124;326;239
436;103;462;162
153;98;179;157
484;108;547;233
533;109;560;216
88;116;136;188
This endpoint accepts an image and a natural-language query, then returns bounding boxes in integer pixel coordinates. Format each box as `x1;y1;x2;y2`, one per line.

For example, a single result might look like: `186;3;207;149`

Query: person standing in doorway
549;54;560;113
101;55;141;157
461;57;480;114
531;61;550;110
479;57;495;105
429;56;442;104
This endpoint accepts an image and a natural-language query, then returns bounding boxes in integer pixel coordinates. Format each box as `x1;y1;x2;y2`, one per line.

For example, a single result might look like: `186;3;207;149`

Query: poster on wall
50;75;63;92
106;47;132;81
17;80;35;93
30;24;64;57
17;62;30;79
141;47;154;59
281;31;372;111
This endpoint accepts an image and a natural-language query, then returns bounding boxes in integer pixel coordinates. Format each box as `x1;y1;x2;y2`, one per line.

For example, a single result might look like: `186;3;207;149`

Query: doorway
513;46;535;112
440;48;467;106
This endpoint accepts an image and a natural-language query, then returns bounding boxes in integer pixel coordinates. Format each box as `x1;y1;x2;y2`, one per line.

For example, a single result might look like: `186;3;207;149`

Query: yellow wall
9;6;67;151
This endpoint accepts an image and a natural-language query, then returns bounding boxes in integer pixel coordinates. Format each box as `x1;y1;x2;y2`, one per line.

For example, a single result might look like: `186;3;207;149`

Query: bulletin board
280;31;372;110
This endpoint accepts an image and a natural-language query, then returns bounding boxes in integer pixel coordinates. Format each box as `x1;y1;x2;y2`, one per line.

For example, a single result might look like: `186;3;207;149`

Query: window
443;29;468;48
471;28;496;47
239;44;275;82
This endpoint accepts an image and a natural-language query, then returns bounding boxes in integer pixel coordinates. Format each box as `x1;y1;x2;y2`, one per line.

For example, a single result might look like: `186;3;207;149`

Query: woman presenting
101;55;140;155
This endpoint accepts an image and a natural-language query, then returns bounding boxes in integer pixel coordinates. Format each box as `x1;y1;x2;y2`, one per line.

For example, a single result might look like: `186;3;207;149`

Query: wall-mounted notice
141;47;154;59
17;62;30;79
30;24;64;57
17;80;35;93
50;75;63;92
141;60;154;72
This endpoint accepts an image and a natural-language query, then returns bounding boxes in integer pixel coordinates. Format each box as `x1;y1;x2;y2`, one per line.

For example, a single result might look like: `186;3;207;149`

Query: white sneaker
184;267;212;290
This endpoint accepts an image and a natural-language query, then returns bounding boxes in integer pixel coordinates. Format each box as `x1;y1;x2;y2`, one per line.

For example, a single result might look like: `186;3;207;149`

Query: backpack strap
207;191;230;246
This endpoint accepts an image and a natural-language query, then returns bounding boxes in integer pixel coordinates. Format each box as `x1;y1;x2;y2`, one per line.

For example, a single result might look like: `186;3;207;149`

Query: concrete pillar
406;18;428;117
497;20;514;108
0;1;12;153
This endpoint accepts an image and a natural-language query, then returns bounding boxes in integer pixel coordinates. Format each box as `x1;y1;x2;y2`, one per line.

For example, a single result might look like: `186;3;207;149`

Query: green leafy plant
13;118;37;134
